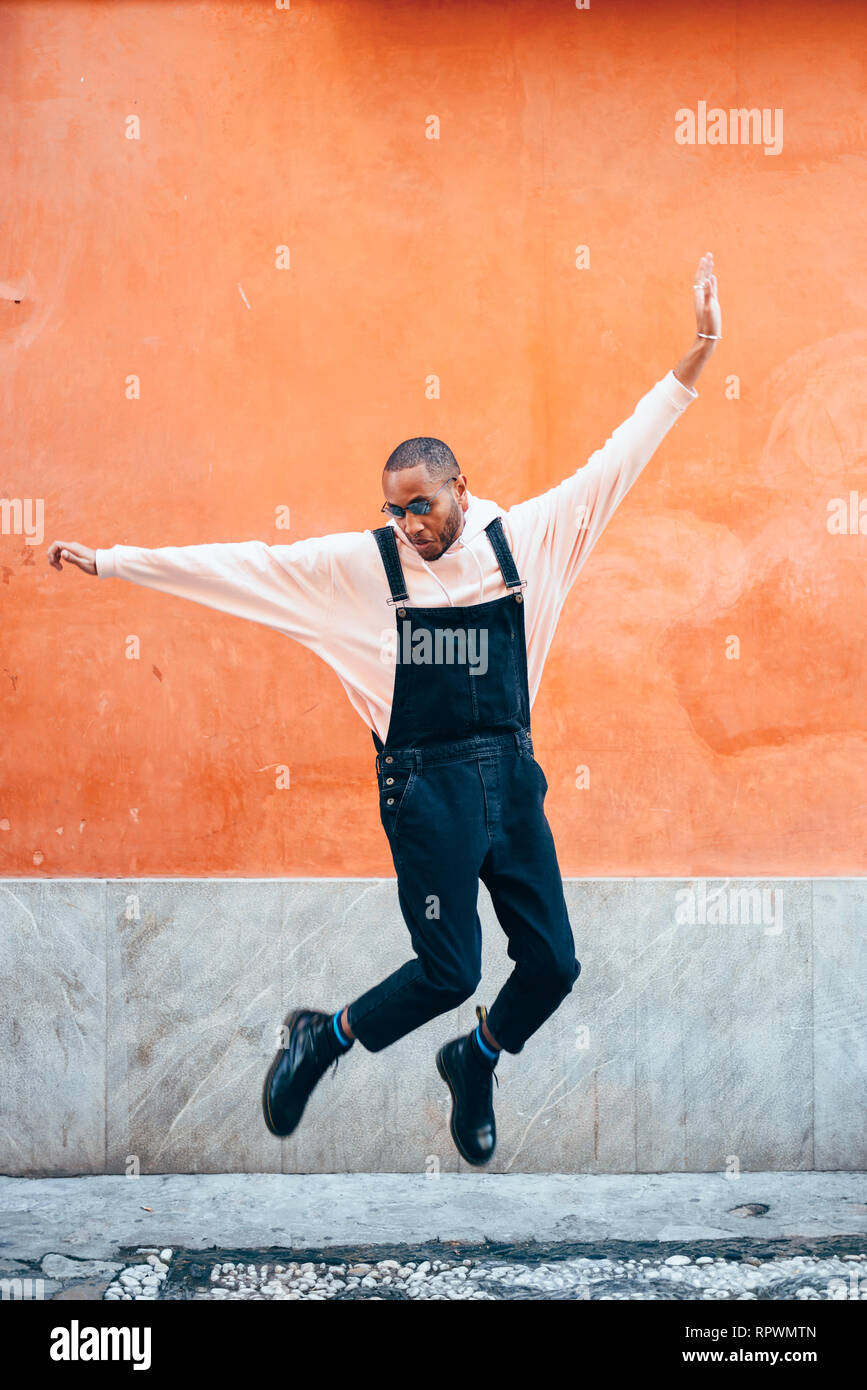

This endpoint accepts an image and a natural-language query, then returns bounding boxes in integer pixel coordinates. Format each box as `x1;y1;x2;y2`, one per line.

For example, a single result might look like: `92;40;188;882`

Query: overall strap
484;516;525;591
371;525;410;604
373;517;523;600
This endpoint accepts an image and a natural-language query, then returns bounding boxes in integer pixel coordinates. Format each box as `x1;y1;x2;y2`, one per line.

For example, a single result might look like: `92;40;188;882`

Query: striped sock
332;1010;355;1050
471;1022;500;1064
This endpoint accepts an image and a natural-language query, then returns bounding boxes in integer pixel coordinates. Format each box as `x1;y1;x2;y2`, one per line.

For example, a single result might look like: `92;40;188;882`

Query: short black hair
384;437;458;481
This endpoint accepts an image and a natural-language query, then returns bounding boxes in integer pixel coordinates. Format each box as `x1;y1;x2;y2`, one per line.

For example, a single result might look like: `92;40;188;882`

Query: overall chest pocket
378;766;418;835
468;609;526;726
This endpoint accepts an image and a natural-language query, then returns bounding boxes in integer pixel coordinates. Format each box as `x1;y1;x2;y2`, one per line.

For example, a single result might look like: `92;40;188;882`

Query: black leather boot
262;1008;348;1138
436;1005;499;1165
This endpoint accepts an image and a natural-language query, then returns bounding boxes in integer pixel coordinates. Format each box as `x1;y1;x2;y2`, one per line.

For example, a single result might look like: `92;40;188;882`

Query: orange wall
2;0;865;877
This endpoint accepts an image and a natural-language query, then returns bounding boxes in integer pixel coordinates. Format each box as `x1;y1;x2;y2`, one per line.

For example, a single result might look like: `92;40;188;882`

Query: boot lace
467;1042;499;1090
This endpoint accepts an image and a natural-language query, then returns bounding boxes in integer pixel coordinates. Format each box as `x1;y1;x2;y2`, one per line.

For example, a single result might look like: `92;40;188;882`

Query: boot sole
262;1008;308;1138
436;1048;495;1167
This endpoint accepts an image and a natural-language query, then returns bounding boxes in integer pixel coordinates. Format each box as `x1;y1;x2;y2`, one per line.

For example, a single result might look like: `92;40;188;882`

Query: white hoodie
96;369;698;743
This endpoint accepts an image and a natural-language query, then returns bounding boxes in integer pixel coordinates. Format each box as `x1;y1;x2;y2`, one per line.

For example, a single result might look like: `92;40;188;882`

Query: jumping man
47;254;721;1165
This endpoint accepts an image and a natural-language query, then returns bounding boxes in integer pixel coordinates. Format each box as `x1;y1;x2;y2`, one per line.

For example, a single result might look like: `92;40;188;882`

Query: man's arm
46;533;340;647
506;252;720;602
672;335;717;392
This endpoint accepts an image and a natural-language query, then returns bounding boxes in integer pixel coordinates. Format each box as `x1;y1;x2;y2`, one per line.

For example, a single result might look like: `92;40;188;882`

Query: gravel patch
161;1247;866;1301
103;1248;174;1302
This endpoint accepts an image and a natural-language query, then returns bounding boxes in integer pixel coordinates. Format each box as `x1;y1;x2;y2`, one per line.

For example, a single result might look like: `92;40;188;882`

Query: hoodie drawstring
417;535;486;605
417;554;455;605
466;539;486;602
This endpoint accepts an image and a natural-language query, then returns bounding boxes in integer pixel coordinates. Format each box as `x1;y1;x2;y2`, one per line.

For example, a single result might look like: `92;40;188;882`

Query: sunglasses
381;476;458;519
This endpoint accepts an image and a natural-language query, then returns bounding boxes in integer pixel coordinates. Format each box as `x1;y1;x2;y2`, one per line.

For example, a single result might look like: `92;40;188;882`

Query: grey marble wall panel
0;881;106;1175
104;881;283;1175
813;881;867;1169
0;878;863;1175
633;880;813;1173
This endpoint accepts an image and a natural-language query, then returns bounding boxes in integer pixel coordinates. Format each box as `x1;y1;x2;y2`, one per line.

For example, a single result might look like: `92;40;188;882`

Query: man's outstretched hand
672;251;721;390
47;541;97;575
692;250;721;340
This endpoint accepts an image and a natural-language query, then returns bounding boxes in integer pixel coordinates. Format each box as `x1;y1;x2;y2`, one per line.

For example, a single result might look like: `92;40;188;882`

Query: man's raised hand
47;541;97;575
692;250;722;340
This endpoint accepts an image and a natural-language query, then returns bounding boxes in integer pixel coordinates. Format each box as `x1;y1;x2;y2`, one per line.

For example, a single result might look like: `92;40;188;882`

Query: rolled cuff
661;368;698;410
94;547;117;578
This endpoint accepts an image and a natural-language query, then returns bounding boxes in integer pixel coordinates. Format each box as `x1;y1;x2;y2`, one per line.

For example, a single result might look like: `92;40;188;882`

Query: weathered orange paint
2;1;865;876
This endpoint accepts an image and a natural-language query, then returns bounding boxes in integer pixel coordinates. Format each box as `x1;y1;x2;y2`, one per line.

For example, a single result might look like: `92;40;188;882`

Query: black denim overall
345;517;581;1055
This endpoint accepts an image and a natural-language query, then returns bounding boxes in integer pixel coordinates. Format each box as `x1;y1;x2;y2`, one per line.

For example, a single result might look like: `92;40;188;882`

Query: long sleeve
506;368;698;603
94;535;336;647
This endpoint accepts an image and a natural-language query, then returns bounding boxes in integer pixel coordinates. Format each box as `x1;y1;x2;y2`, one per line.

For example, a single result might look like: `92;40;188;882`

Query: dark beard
427;500;463;560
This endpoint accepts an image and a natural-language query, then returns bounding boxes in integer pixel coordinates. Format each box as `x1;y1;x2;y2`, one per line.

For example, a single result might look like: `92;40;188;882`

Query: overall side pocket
378;766;418;836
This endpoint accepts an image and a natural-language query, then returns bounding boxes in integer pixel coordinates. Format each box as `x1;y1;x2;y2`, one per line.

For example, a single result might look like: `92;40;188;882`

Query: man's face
382;466;468;561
